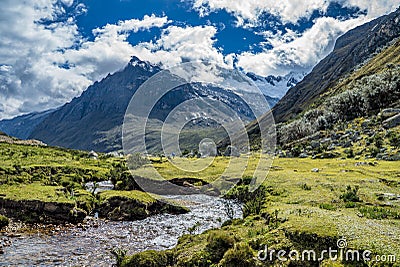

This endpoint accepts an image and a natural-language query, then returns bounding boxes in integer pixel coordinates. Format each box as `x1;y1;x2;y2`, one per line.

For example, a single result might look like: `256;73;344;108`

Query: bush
121;250;171;267
387;131;400;149
205;231;235;263
340;186;361;203
345;202;357;208
358;206;400;220
301;183;312;191
0;215;9;229
219;243;257;267
279;119;313;144
319;203;337;211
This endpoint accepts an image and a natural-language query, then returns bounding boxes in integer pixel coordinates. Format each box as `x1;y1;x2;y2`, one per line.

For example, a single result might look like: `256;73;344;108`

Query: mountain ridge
272;7;400;123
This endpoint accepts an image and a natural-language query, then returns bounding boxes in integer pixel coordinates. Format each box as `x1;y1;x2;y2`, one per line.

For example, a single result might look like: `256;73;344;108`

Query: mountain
1;57;276;153
272;7;400;123
0;109;54;140
219;7;400;151
246;71;305;99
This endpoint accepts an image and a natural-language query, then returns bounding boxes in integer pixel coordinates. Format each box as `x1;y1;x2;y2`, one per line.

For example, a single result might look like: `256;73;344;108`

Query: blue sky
0;0;398;118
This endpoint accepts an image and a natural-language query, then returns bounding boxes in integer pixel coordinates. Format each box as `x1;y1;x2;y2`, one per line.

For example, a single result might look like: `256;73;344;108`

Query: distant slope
219;7;400;151
25;57;279;152
246;71;305;99
272;7;400;123
0;109;54;139
29;57;159;152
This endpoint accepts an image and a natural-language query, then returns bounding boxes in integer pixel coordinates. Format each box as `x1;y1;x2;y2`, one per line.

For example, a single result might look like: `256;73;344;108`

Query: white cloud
0;0;398;119
129;25;229;68
236;16;367;76
0;0;169;119
340;0;399;18
60;0;74;7
192;0;398;24
193;0;330;24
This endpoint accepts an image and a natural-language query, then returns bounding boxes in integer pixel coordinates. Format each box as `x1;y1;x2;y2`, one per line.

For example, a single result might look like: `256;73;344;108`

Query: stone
88;150;99;159
383;114;400;129
310;141;320;149
299;153;308;158
379;108;400;119
361;120;371;129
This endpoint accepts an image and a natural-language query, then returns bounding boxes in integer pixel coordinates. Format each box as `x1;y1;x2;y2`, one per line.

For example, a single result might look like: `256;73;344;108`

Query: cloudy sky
0;0;398;119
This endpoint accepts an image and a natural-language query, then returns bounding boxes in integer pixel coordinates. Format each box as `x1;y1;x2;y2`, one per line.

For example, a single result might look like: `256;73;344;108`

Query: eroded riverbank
1;194;241;266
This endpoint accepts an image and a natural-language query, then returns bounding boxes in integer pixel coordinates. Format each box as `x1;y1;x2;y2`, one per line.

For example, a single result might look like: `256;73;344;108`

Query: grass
99;190;157;204
124;156;400;266
0;182;74;203
322;39;400;99
1;139;399;265
132;153;270;184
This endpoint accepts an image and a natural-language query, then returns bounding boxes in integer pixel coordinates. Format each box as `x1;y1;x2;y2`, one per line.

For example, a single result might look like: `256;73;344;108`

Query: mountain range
0;57;282;152
222;6;400;151
1;7;399;153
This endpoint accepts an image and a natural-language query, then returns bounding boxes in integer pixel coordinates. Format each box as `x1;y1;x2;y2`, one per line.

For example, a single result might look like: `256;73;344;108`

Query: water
1;194;241;266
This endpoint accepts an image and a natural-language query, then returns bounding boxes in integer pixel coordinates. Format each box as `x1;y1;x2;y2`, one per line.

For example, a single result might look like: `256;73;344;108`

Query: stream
1;194;242;266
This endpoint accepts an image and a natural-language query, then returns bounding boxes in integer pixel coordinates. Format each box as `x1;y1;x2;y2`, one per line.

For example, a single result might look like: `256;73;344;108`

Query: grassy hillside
271;7;400;122
321;39;400;104
0;138;188;224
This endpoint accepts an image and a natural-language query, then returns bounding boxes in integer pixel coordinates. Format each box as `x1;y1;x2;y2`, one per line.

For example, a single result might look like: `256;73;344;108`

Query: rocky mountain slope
232;7;400;152
246;71;305;99
0;109;54;140
272;7;400;123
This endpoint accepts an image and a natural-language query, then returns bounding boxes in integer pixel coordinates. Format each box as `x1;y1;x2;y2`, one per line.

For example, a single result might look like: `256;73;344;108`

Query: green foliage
345;202;357;208
205;231;235;263
219;243;257;267
359;206;400;220
225;183;266;218
187;221;201;235
387;131;400;149
340;185;361;203
319;203;337;211
0;215;9;229
301;183;312;191
111;248;127;267
344;148;355;158
277;65;400;147
126;153;150;170
122;250;172;267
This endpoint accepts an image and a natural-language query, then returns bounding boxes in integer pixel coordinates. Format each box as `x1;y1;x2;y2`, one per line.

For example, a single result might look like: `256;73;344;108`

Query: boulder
383;114;400;129
379;108;400;119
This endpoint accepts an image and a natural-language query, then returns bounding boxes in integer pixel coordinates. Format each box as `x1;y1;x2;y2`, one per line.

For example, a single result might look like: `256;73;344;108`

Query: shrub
345;202;357;208
301;183;312;191
126;153;149;170
319;203;337;211
205;231;235;263
387;131;400;149
279;119;313;144
340;186;361;203
220;243;257;267
358;206;400;220
0;215;9;229
121;250;171;267
327;89;365;121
